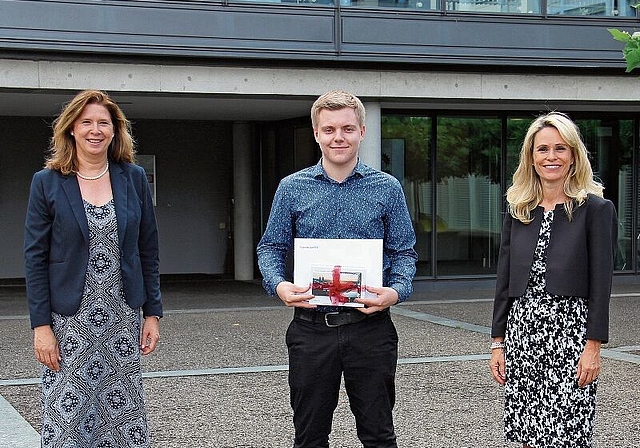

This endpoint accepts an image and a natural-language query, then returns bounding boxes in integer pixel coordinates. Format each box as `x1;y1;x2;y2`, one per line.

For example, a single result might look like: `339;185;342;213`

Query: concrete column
233;122;254;281
360;101;381;170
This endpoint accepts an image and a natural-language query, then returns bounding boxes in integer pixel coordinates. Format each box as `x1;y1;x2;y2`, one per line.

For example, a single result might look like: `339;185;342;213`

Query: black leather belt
294;308;388;327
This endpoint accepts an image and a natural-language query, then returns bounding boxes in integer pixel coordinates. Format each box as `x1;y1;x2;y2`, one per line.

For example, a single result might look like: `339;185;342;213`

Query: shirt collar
312;158;367;181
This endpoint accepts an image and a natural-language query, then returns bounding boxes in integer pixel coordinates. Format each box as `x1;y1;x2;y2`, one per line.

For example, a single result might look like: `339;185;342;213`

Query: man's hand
356;285;399;314
276;282;316;308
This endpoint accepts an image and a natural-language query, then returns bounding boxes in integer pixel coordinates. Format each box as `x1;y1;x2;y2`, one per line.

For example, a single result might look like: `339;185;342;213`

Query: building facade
1;0;639;285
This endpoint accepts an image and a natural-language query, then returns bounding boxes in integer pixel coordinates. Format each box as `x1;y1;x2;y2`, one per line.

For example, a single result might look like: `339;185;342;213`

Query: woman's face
71;103;114;162
532;126;574;186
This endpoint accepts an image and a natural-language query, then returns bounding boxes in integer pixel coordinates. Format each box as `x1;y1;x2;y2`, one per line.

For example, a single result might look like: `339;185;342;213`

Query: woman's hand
489;341;506;386
140;316;161;355
577;339;602;387
34;325;61;371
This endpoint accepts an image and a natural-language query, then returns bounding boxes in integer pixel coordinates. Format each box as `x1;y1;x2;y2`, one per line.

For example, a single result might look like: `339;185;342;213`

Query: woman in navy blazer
489;112;617;448
24;90;162;447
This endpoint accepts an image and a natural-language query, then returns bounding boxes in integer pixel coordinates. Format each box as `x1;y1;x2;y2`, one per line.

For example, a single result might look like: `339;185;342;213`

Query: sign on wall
137;154;156;206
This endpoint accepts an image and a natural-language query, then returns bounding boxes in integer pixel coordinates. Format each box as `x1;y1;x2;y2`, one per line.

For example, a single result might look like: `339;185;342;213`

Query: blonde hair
311;90;366;130
46;90;135;174
507;112;603;223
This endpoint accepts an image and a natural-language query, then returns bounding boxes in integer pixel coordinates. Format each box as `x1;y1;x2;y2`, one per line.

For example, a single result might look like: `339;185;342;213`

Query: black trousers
286;309;399;448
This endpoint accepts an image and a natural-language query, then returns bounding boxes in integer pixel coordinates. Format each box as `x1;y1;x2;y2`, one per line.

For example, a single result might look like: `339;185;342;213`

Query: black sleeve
585;198;617;343
491;212;514;338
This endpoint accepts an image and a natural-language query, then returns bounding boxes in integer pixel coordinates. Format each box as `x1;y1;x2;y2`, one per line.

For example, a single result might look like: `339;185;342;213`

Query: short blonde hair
311;90;366;130
46;90;135;174
507;112;603;223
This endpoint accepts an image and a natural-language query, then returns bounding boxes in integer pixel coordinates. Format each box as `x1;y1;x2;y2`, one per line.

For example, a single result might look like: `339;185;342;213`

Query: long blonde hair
46;90;135;174
507;112;603;223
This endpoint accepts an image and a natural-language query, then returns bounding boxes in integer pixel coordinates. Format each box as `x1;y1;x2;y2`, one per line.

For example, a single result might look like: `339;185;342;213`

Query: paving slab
0;280;638;447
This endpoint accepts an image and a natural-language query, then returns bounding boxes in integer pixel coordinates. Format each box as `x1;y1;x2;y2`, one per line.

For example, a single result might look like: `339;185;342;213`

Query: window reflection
229;0;638;15
233;0;335;4
576;119;634;271
446;0;538;13
382;113;637;278
435;117;502;276
382;116;432;276
506;117;533;186
547;0;636;15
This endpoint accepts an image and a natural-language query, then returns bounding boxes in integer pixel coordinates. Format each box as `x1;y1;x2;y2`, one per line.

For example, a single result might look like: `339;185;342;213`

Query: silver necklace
76;161;109;181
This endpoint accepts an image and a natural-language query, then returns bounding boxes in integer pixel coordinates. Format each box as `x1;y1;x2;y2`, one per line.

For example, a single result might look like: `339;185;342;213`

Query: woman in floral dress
490;112;617;448
25;90;162;447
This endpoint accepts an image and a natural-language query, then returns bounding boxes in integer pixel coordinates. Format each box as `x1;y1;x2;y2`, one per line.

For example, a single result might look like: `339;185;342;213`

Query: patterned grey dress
504;210;597;448
41;199;149;448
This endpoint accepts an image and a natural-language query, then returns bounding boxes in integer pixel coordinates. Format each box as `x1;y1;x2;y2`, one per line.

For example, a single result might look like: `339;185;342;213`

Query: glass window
342;0;438;8
547;0;636;15
224;0;637;14
446;0;539;13
508;116;635;271
576;118;634;271
506;117;533;186
380;112;638;279
435;117;502;276
231;0;334;4
381;116;432;277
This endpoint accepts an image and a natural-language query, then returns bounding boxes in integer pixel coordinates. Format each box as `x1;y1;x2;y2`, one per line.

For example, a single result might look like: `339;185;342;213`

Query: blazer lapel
61;175;89;243
509;207;542;274
110;162;128;250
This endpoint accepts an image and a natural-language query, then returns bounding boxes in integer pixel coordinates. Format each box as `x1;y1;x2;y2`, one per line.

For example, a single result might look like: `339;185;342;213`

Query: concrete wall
0;117;234;279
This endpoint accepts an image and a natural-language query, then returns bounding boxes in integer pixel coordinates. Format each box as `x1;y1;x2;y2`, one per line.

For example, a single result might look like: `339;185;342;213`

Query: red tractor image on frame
311;265;363;305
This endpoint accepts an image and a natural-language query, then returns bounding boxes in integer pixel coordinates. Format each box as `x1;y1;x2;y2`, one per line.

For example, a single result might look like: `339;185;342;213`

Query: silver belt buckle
324;311;341;327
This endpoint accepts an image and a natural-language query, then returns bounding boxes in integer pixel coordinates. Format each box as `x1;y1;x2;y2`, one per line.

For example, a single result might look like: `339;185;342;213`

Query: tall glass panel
381;116;432;277
435;117;502;276
576;119;634;271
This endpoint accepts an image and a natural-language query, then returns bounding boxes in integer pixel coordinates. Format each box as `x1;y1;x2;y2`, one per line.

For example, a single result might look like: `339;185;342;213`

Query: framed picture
311;265;364;306
136;154;156;206
294;238;383;307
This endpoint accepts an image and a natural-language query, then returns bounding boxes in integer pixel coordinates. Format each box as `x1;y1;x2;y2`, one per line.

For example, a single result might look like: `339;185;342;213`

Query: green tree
609;28;640;72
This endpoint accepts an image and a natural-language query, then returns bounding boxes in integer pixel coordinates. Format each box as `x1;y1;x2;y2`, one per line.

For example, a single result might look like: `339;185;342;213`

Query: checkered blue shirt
257;159;417;302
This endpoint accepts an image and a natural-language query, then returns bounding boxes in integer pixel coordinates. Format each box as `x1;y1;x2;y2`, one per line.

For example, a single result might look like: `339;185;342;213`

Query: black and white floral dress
40;199;150;448
504;210;597;448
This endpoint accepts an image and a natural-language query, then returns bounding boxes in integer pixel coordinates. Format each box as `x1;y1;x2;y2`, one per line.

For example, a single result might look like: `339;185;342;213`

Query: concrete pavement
1;280;639;447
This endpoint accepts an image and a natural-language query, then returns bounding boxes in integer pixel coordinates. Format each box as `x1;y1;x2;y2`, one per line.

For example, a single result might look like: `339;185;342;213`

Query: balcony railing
2;0;634;68
233;0;638;15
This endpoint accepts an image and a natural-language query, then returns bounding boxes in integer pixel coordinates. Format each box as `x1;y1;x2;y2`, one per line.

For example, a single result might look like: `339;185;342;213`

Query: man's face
314;107;365;172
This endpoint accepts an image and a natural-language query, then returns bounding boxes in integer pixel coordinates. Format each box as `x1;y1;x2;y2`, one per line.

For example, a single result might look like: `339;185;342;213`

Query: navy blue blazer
24;161;162;329
491;195;617;343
